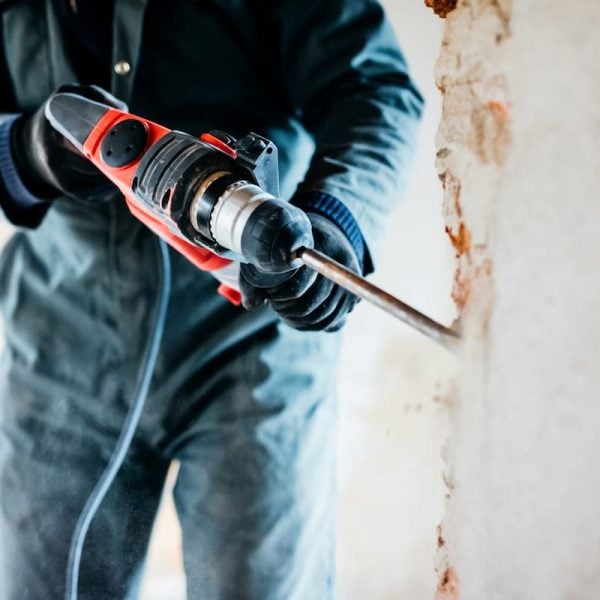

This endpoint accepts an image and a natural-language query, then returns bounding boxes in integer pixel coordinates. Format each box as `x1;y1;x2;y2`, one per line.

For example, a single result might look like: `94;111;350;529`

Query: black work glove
240;212;361;332
11;84;127;203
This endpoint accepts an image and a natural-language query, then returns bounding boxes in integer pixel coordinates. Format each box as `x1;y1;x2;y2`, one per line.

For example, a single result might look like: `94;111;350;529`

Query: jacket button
114;61;131;76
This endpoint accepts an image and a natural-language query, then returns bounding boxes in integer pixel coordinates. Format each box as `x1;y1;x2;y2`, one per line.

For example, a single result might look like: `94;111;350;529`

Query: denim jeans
0;201;340;599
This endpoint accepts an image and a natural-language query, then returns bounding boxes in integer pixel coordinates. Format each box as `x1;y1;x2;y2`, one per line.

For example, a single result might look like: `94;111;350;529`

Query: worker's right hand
239;212;360;332
10;84;127;202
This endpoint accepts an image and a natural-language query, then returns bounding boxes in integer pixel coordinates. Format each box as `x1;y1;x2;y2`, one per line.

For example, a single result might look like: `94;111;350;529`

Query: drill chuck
236;195;313;273
208;181;272;256
191;176;313;272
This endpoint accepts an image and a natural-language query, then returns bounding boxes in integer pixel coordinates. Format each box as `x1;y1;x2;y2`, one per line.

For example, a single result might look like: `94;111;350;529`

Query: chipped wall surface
435;0;600;598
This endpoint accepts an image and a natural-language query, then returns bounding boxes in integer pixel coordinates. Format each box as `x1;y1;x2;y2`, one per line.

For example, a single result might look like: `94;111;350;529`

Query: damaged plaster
434;0;600;598
424;0;458;19
435;0;510;317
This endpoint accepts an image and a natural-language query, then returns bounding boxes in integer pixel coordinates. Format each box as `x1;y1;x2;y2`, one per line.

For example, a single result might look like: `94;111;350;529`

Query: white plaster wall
436;1;600;598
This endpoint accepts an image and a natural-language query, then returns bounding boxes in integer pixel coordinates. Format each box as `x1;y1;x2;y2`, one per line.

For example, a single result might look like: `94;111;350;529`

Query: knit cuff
292;190;372;274
0;115;51;227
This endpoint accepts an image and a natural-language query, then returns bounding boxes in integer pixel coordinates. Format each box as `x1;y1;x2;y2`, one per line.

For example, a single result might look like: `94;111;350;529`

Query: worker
0;0;422;598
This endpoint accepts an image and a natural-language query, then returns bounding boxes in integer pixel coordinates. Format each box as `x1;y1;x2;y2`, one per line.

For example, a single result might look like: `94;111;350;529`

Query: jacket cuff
291;190;372;274
0;115;51;228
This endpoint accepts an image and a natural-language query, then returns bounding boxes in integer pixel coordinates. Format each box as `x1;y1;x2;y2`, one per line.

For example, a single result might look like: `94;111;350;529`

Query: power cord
65;239;172;600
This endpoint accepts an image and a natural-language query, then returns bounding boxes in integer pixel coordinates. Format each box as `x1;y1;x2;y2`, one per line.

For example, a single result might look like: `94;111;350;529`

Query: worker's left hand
239;213;360;332
11;84;127;203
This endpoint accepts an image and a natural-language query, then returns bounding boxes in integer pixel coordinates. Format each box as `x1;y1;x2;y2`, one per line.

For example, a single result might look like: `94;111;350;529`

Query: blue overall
0;0;422;597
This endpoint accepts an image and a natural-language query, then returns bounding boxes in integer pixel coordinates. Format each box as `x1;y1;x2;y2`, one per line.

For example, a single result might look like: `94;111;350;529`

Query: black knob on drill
101;119;147;168
240;199;313;273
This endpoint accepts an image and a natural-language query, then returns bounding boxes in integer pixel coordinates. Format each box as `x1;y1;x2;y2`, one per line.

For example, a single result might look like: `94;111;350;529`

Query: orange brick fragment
435;567;460;600
424;0;458;18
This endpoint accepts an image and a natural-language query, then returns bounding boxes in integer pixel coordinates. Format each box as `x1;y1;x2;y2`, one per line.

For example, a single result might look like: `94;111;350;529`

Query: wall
434;1;600;598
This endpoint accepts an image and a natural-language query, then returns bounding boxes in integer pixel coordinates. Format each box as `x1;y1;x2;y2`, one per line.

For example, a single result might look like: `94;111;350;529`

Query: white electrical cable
65;239;171;600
